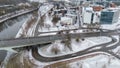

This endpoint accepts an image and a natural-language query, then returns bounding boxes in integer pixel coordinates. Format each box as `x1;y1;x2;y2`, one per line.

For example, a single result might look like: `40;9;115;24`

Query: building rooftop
102;8;119;12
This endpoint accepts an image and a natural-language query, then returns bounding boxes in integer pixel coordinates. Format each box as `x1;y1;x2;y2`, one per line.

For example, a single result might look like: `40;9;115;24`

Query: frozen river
0;14;31;62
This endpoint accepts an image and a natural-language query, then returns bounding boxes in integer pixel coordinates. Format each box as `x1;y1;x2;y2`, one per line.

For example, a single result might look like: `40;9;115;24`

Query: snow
38;25;79;33
38;4;53;16
38;32;56;36
61;17;73;25
35;52;120;68
68;53;120;68
65;0;70;2
86;36;112;45
0;51;13;68
38;36;112;57
38;13;81;35
18;3;31;7
16;15;32;38
46;41;64;54
17;4;54;38
113;45;120;56
106;36;119;48
37;4;81;34
27;50;48;66
44;13;53;27
101;19;120;30
111;36;120;56
29;0;47;3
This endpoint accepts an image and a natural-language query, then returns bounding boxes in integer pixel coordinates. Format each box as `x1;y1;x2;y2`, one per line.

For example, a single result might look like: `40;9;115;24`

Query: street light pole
78;7;81;28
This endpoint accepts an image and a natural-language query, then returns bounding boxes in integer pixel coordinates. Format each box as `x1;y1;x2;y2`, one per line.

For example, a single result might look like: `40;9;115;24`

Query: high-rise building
83;7;100;24
100;9;119;24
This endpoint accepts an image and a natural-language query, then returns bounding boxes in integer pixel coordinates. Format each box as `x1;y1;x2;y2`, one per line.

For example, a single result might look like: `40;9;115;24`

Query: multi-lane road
0;8;38;23
0;28;119;49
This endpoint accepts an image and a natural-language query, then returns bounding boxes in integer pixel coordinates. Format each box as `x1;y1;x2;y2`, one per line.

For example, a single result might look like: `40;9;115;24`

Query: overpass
0;29;119;49
0;8;38;23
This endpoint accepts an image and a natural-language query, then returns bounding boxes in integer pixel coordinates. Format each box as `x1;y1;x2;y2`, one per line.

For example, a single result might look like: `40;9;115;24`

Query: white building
83;7;100;24
83;11;92;24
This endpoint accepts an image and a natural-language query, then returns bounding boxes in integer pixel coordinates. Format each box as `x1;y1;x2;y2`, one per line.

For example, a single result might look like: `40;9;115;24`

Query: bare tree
39;15;45;29
51;44;60;54
52;15;60;25
45;24;50;30
76;38;80;42
102;64;106;68
79;62;83;68
64;31;72;51
108;57;111;65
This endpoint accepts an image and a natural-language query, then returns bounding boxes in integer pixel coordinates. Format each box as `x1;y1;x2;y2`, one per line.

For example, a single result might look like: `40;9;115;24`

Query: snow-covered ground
29;0;47;3
16;15;32;38
101;18;120;30
38;4;53;16
16;3;54;38
67;53;120;68
38;36;112;57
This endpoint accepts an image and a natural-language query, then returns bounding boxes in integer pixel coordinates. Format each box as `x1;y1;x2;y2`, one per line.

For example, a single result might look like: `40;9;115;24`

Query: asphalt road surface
0;28;119;49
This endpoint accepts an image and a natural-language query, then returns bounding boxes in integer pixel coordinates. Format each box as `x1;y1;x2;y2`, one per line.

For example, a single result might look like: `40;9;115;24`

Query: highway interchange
32;29;120;62
0;27;120;62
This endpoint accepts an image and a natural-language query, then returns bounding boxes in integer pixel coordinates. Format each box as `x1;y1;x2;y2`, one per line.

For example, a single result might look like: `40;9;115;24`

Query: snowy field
67;53;120;68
